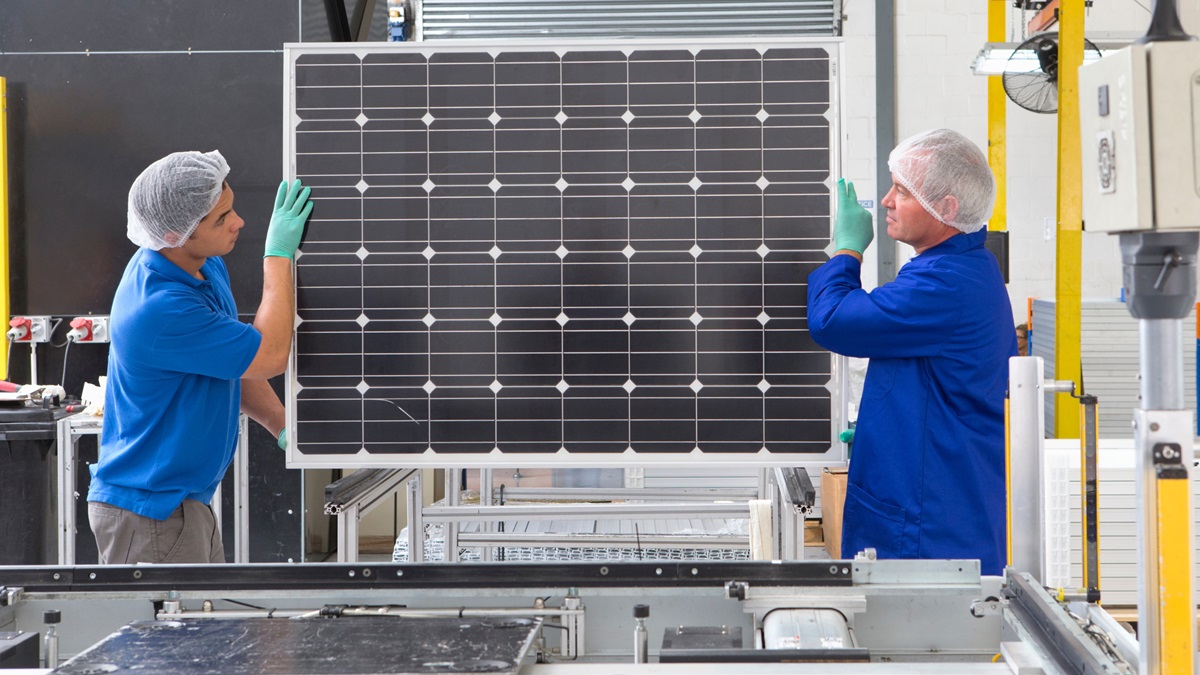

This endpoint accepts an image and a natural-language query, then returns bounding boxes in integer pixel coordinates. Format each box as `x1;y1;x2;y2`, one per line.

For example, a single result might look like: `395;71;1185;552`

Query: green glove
264;179;313;259
832;179;874;255
277;428;288;451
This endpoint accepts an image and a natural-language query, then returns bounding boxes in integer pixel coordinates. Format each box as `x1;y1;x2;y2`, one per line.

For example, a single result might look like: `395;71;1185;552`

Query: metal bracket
1152;441;1187;479
0;587;22;607
970;595;1007;618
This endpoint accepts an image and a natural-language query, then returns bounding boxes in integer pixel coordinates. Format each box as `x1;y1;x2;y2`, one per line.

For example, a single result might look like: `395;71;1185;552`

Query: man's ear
938;195;960;224
162;231;181;247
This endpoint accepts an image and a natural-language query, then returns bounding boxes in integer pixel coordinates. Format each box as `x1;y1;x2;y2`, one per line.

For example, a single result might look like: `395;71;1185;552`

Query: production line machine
0;557;1138;673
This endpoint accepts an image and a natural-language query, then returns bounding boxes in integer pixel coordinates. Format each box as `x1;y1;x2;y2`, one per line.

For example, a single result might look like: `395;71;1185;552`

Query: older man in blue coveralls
806;129;1017;575
87;151;313;564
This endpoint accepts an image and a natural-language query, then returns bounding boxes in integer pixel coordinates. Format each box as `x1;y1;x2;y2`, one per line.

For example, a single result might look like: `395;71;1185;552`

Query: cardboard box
821;467;849;559
804;521;823;545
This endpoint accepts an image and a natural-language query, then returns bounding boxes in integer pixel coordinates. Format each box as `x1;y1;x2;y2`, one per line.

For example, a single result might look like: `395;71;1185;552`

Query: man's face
880;173;956;253
181;183;244;257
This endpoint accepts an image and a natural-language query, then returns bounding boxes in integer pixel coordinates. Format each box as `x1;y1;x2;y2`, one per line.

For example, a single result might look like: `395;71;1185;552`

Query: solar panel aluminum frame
283;37;848;469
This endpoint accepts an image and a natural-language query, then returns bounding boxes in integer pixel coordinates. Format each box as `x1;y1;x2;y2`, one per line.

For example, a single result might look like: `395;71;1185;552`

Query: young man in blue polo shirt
87;150;312;564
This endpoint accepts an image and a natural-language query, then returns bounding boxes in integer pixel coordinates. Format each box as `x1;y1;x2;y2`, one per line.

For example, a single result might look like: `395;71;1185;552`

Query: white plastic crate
1043;447;1073;588
1044;439;1200;607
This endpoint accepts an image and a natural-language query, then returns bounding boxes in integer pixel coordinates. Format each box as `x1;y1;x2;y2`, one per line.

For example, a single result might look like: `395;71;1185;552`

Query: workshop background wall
0;0;357;563
865;1;1200;324
838;1;880;292
5;2;1196;563
828;3;1197;471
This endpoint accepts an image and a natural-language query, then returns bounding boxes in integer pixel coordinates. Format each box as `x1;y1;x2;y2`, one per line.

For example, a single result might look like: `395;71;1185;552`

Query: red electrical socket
68;317;92;342
6;316;50;343
67;316;109;344
9;316;51;343
7;317;31;342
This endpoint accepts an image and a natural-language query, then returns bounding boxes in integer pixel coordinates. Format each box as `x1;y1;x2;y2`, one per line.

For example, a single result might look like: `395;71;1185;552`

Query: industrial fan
1002;32;1103;113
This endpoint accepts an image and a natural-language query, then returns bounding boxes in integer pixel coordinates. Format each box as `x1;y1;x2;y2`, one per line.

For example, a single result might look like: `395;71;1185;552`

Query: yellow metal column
0;77;9;382
1053;1;1083;438
988;9;1012;547
1155;471;1195;671
988;0;1006;233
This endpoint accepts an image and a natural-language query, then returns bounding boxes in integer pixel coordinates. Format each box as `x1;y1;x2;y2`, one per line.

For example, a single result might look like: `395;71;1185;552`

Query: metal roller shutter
418;0;842;40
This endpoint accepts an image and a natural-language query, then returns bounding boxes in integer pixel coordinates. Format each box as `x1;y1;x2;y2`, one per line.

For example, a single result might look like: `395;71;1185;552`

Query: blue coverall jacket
806;229;1017;575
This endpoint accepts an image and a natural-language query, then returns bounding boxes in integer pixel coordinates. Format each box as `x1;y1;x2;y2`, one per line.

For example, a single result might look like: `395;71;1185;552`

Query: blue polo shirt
89;249;261;520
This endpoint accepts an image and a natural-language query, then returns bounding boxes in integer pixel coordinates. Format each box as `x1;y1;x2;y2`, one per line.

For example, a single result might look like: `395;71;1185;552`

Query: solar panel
284;39;846;468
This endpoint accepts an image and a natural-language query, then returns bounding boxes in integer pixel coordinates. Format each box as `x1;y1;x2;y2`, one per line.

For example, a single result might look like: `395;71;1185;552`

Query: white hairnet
127;150;230;250
887;129;995;233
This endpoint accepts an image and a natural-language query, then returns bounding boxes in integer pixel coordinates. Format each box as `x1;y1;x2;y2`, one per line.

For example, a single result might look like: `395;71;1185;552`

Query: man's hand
277;428;287;450
264;179;314;259
832;179;874;255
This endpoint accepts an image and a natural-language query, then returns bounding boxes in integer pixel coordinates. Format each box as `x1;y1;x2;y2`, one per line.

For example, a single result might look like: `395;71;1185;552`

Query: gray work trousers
88;499;225;564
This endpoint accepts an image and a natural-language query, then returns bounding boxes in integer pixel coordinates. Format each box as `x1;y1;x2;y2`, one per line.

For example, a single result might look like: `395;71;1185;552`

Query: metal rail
325;468;418;563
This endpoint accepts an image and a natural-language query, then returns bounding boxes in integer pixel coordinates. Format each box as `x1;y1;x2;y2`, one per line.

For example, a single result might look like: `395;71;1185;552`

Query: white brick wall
843;2;1195;321
840;1;879;289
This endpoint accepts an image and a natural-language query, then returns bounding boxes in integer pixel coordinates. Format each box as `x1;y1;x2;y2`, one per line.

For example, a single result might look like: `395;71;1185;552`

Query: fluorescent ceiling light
971;41;1112;76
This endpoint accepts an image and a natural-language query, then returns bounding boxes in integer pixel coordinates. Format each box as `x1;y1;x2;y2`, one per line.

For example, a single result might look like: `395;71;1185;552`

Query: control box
1079;41;1200;233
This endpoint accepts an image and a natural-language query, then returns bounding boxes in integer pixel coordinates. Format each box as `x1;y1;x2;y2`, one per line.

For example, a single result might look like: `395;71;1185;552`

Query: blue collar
141;249;211;288
919;228;987;257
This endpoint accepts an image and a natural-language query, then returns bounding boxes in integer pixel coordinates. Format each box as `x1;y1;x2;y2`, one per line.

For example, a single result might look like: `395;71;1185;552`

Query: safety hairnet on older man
806;128;1017;575
887;128;996;233
127;150;230;250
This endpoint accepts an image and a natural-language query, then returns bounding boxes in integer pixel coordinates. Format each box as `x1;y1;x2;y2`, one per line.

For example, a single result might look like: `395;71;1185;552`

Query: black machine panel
287;41;839;466
56;617;541;674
